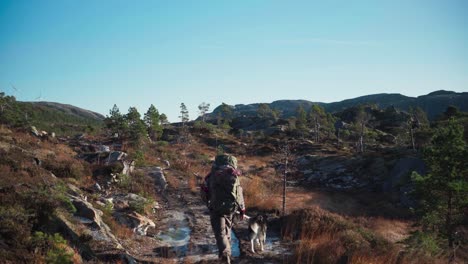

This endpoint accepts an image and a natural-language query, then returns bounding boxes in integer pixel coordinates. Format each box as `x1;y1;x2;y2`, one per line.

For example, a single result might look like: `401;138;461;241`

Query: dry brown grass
242;175;281;211
355;216;412;243
101;213;133;240
282;207;405;264
188;173;198;194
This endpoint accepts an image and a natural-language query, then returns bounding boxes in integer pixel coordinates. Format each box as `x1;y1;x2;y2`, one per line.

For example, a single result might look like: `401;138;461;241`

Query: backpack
208;165;242;215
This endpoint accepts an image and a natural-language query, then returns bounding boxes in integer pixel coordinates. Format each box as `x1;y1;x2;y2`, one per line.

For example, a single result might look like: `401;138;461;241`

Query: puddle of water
266;232;293;256
231;232;240;257
155;211;192;258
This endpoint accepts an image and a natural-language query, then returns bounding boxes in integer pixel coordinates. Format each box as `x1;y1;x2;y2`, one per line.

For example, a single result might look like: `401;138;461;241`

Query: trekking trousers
210;211;234;258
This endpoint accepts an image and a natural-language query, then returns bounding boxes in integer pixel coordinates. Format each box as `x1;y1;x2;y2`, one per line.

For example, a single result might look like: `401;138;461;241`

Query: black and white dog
248;214;267;253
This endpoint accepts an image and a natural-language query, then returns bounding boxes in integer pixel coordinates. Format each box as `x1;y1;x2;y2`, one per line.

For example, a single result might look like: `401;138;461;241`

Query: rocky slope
211;90;468;120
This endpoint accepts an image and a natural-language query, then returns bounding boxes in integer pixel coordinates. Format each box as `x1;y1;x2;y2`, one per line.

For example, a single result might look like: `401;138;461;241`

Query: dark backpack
208;165;241;215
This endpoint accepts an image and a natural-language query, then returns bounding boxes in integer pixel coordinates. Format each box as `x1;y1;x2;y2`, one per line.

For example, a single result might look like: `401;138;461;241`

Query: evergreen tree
218;103;233;127
125;107;146;145
160;113;168;125
257;103;271;119
105;104;126;137
256;103;279;120
308;104;326;142
179;103;189;126
296;105;307;131
411;118;468;248
198;102;210;122
144;104;162;141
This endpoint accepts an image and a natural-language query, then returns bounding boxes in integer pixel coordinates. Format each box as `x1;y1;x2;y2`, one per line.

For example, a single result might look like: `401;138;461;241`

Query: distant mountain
0;97;104;135
31;102;105;121
211;90;468;120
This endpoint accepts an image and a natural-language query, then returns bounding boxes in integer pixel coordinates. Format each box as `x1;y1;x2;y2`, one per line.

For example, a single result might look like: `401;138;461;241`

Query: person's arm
236;178;246;219
200;173;211;206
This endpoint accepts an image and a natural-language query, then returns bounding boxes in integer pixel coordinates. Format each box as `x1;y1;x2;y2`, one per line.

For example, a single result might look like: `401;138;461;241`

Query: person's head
214;154;238;169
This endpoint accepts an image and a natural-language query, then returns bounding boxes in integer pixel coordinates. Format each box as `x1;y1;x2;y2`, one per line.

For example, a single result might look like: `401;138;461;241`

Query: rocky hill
31;102;105;121
211;90;468;120
0;95;104;135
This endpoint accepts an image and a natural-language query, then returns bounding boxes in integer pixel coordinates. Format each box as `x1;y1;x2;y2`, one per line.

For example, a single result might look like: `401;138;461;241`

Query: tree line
105;104;168;146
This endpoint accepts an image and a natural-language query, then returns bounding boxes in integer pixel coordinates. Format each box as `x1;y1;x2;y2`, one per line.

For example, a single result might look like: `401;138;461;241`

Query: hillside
0;99;467;263
0;94;104;135
32;102;105;121
211;90;468;120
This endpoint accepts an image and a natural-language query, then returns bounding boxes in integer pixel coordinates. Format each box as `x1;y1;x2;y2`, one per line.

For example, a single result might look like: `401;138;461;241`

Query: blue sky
1;0;467;121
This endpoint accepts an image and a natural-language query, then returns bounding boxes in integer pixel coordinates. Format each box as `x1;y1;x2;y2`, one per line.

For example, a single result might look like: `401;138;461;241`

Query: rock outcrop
116;212;155;236
148;167;168;190
66;186;123;250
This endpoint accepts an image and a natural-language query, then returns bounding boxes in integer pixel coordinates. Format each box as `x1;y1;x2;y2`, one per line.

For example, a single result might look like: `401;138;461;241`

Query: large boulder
107;151;128;165
67;195;123;249
70;195;104;228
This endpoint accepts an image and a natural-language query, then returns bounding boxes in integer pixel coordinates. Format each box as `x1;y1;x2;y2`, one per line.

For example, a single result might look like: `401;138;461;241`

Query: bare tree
355;106;372;153
278;141;295;216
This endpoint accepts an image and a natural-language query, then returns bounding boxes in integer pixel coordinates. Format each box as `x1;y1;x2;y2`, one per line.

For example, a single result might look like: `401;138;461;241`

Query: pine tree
217;103;233;130
160;113;168;125
125;107;147;145
308;104;326;142
411;118;468;249
179;103;189;126
198;102;210;122
105;104;126;137
296;105;307;132
144;104;162;141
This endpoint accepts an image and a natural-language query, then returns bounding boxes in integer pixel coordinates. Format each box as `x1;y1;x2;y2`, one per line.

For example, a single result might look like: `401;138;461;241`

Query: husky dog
248;214;267;253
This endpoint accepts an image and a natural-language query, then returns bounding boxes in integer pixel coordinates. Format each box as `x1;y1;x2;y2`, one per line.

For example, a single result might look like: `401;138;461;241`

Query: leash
235;211;251;220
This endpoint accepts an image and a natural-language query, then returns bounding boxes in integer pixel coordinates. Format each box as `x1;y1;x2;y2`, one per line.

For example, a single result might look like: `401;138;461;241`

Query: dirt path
126;166;410;263
129;167;289;263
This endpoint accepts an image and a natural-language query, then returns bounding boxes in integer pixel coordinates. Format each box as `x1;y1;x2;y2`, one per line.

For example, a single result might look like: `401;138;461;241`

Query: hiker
201;154;245;264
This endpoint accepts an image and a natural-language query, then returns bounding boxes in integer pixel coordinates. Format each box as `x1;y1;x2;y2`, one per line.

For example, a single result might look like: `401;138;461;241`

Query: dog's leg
261;233;266;252
250;239;255;253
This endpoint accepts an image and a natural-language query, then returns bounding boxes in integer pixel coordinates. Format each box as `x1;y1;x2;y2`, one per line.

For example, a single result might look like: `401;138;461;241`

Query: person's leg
210;212;231;258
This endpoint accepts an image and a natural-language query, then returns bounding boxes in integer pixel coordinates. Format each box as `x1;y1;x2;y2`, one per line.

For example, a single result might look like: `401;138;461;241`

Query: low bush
32;232;74;264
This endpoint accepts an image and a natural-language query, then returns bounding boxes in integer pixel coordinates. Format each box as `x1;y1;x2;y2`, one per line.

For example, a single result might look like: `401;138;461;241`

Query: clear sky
1;0;467;121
